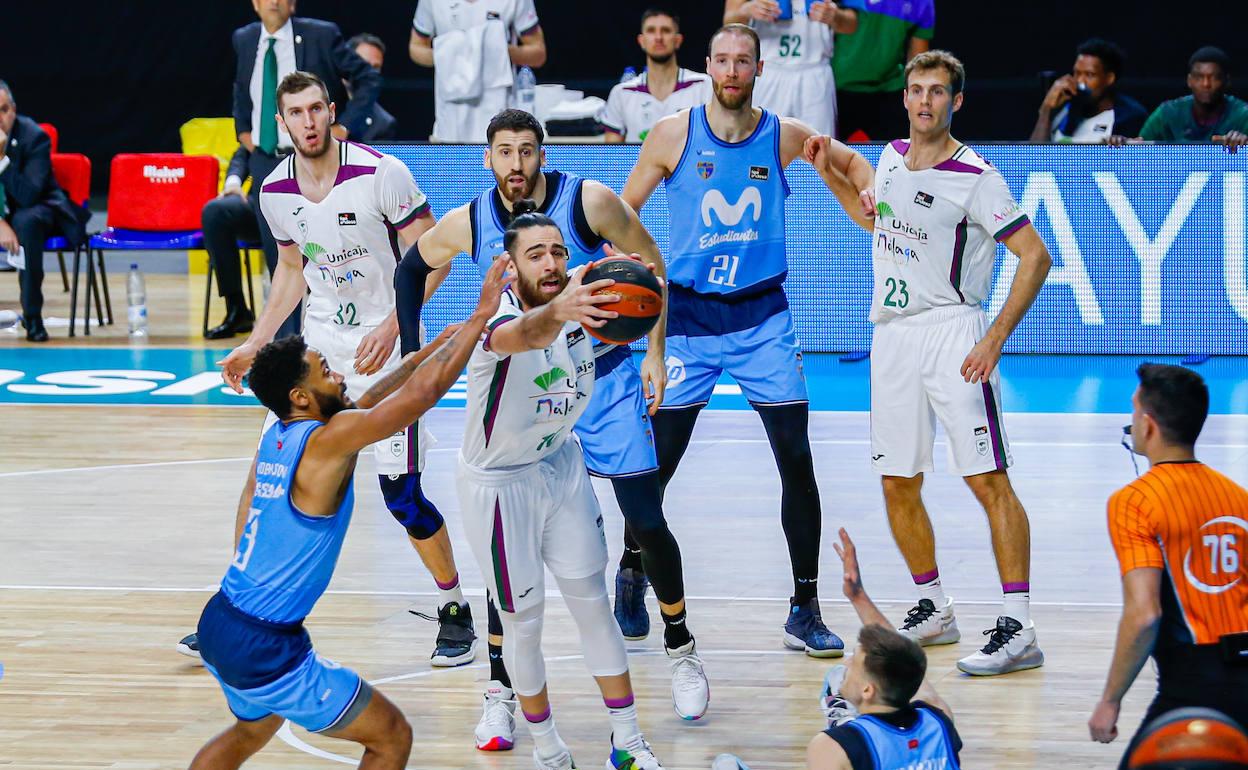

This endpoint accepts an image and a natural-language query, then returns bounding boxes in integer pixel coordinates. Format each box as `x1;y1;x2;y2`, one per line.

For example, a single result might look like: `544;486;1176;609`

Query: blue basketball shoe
783;599;844;658
613;568;650;641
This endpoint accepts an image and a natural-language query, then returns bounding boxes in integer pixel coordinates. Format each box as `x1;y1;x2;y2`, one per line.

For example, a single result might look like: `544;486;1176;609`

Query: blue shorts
573;345;659;478
662;286;808;409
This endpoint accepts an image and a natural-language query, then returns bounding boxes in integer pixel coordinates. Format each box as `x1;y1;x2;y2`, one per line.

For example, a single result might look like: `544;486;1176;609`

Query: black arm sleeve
820;724;873;769
395;241;434;355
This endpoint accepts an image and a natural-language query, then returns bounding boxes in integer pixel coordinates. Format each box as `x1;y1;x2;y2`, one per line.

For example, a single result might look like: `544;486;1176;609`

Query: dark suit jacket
232;17;381;141
360;103;398;143
1;115;87;246
226;145;250;182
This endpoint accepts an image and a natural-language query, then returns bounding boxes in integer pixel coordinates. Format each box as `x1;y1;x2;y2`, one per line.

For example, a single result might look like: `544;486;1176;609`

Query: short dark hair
503;199;560;253
1189;46;1231;77
248;336;310;419
858;624;927;709
1077;38;1126;77
276;71;331;113
641;7;680;31
0;79;13;104
487;109;545;146
1136;364;1209;447
904;50;966;95
708;23;760;62
348;33;386;56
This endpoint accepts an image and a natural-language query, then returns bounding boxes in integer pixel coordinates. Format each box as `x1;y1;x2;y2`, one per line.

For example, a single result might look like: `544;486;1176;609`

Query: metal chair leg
90;251;105;327
69;246;81;337
83;246;95;336
58;252;70;292
96;250;113;324
203;256;215;336
243;249;256;315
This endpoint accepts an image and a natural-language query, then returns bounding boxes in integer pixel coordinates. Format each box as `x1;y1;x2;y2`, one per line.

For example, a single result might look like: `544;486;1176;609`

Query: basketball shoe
898;598;961;646
176;632;204;664
783;599;845;658
818;664;858;726
666;640;709;720
412;601;478;666
534;744;577;770
956;616;1044;676
613;568;650;641
474;680;516;751
607;732;664;770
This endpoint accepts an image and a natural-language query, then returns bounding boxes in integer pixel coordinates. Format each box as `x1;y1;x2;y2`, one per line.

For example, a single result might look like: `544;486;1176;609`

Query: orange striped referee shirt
1107;461;1248;647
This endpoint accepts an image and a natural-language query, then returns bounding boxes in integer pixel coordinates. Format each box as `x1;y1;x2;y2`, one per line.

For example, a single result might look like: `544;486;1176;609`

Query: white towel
433;20;513;104
480;20;513;91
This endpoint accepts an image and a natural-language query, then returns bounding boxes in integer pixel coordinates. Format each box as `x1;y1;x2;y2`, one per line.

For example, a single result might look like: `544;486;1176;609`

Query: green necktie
258;37;278;154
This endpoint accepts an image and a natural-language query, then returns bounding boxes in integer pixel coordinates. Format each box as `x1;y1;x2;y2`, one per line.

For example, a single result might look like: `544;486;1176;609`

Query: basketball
1128;708;1248;770
581;256;664;345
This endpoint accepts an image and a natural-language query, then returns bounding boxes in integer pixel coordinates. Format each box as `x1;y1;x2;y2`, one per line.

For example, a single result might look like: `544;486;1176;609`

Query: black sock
488;642;511;688
793;578;818;607
619;527;644;572
661;606;692;650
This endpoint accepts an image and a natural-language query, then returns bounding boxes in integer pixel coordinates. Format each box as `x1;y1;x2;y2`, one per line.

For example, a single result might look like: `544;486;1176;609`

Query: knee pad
378;473;445;540
555;573;629;678
498;605;547;696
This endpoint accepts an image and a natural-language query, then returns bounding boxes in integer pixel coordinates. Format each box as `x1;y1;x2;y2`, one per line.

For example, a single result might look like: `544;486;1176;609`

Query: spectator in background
831;0;934;141
723;0;859;137
601;8;710;143
1030;38;1146;143
225;0;381;340
203;147;258;340
0;80;88;342
1137;47;1248;151
347;33;399;142
409;0;546;142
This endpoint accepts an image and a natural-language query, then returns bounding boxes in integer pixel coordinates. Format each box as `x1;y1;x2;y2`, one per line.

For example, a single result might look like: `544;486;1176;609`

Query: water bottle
620;66;637;84
515;66;536;115
127;263;148;337
0;309;18;329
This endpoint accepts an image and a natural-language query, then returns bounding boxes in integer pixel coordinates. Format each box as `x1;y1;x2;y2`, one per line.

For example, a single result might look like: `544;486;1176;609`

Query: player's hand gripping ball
580;257;664;345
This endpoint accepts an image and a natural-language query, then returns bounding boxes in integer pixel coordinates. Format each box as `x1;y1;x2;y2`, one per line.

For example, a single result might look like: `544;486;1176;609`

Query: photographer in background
1030;38;1146;143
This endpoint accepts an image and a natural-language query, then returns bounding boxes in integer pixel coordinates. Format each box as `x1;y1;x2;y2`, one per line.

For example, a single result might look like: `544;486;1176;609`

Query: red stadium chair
39;122;59;153
85;154;219;336
47;154;100;334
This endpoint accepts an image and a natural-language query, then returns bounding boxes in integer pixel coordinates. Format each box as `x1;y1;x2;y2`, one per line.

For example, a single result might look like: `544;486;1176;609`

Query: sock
489;642;512;689
524;708;564;759
605;697;640;745
661;606;692;650
1002;583;1030;625
436;574;465;609
619;546;643;573
913;569;947;607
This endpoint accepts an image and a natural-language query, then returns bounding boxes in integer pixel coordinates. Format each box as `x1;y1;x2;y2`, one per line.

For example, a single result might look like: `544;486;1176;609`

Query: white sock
916;577;947;607
606;700;641;745
524;710;565;759
436;575;465;609
1003;591;1030;625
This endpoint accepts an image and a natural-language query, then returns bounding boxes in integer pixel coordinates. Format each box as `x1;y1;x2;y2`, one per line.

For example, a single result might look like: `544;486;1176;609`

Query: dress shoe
205;307;254;340
24;316;49;342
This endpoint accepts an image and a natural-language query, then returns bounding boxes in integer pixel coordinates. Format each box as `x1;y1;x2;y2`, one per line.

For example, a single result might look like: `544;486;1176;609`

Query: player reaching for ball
395;109;711;752
453;204;666;770
622;23;876;657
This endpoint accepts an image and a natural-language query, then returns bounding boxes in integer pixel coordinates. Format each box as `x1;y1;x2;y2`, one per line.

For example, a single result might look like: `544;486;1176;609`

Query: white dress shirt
249;18;297;152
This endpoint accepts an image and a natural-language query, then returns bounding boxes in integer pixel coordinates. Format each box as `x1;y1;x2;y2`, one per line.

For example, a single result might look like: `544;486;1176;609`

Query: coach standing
1090;364;1248;767
226;0;380;337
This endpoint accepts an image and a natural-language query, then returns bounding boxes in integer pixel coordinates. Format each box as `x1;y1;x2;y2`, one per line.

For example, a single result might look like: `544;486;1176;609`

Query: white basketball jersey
412;0;539;41
260;142;429;330
751;0;835;70
870;141;1030;324
461;288;596;471
600;69;712;142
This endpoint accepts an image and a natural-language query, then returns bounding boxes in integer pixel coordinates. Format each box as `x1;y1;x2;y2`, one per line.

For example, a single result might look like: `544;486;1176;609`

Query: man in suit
213;0;381;339
203;146;260;339
348;33;399;142
0;79;87;342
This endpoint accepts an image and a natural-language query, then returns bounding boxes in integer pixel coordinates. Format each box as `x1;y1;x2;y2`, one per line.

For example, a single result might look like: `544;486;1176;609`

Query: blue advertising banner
380;143;1248;354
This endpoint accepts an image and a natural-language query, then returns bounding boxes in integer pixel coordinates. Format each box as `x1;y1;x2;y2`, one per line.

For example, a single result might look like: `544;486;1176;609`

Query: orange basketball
1128;708;1248;769
582;257;664;345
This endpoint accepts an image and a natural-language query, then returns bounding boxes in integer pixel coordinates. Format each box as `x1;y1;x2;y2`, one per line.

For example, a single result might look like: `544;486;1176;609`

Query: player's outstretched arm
319;259;512;454
394;204;473;355
622;113;683;213
219;243;308;392
802;134;876;232
488;265;621;356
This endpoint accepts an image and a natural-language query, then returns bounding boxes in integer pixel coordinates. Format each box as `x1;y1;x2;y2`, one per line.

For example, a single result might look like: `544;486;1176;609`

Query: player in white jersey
456;202;666;770
810;51;1054;676
409;0;546;142
723;0;860;136
217;71;480;668
602;9;711;143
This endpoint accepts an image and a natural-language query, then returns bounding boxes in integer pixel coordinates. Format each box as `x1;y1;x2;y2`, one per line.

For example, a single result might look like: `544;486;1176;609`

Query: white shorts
455;439;608;615
294;322;433;475
870;305;1013;478
752;65;837;137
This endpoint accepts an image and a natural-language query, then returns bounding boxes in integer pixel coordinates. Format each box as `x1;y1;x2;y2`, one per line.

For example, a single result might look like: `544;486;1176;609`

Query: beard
495;168;541;204
514;269;568;308
314;385;352;419
712;78;753;111
293;129;333;159
648;51;674;65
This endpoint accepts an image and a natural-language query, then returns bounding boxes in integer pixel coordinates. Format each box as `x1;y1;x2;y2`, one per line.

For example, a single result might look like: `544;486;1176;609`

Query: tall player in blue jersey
394;110;710;749
623;23;876;656
189;258;510;769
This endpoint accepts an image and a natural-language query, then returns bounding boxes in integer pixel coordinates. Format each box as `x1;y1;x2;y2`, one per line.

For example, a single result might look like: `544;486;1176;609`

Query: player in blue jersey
395;110;711;750
623;23;875;657
189;258;511;769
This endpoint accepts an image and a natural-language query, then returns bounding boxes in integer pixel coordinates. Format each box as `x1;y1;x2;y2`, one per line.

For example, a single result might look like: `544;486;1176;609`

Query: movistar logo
700;187;762;227
877;201;895;218
533;367;568;391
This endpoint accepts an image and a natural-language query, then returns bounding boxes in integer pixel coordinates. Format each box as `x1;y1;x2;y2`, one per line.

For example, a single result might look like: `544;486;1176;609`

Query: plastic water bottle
0;309;18;329
515;66;537;115
127;263;148;337
620;66;637;84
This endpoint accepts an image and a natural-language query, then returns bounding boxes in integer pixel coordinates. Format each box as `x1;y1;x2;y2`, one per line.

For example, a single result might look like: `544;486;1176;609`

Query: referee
1089;364;1248;766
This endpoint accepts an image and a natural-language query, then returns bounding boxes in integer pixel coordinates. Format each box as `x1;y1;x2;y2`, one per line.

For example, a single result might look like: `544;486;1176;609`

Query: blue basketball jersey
470;170;606;273
845;707;961;770
221;418;355;624
664;106;791;297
